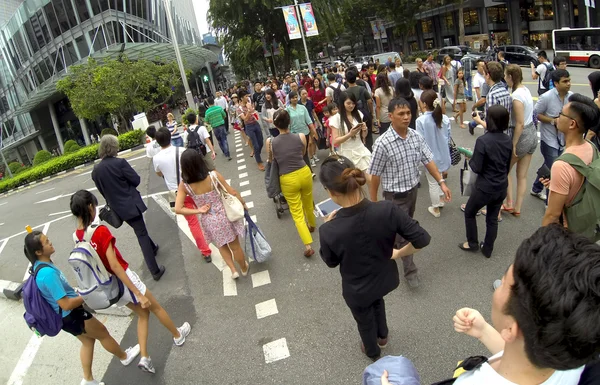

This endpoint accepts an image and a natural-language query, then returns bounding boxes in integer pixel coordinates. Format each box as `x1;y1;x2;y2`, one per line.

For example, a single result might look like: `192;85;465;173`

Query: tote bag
210;172;245;222
460;159;478;196
244;212;272;263
265;139;282;198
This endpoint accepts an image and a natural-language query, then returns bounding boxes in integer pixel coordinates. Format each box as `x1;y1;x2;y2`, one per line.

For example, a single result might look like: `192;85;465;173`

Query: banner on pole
378;20;387;39
262;38;271;57
370;21;380;40
273;40;280;56
299;3;319;37
282;6;301;40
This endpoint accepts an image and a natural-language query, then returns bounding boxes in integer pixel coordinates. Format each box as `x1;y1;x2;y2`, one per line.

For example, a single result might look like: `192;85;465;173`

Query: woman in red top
70;190;191;375
308;77;327;122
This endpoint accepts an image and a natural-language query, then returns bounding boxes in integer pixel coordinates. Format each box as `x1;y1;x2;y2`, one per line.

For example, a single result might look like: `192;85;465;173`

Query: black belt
384;187;416;200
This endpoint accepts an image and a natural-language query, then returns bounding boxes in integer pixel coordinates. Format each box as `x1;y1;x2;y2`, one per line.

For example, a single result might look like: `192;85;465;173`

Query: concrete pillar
479;7;489;35
48;102;64;153
38;135;48;151
15;149;23;164
508;0;523;45
79;118;91;146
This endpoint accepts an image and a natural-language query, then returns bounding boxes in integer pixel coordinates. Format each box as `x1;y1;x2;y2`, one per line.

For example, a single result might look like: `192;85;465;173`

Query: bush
8;162;25;175
64;140;81;154
101;128;118;137
181;108;198;125
117;129;145;151
33;150;53;166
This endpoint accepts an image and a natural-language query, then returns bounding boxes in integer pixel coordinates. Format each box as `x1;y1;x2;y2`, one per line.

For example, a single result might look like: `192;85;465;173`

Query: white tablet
315;198;341;217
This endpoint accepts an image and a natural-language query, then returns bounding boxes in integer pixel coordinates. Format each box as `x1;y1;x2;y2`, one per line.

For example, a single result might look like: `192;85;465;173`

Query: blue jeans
465;73;473;98
245;122;264;164
171;136;184;147
213;125;230;158
531;141;563;194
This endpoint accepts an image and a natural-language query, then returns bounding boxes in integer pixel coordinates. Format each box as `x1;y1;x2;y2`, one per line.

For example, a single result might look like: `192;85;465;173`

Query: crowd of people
21;50;600;385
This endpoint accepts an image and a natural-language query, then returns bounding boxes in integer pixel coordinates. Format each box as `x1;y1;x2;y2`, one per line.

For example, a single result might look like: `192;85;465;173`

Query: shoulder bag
265;139;282;199
99;205;123;228
449;137;462;166
460;158;478;196
210;171;245;222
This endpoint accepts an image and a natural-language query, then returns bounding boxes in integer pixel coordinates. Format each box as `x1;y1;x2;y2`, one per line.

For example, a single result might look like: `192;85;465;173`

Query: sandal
304;248;315;258
501;203;514;213
511;211;521;217
481;209;503;222
460;204;482;216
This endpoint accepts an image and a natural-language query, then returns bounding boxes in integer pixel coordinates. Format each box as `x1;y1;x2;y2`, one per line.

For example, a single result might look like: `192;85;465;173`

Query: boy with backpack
531;51;554;96
326;73;345;106
541;94;600;241
186;112;216;171
22;231;140;385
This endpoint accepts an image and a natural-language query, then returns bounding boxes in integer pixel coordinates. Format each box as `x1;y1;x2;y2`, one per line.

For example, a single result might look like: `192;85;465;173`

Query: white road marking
236;153;243;158
75;170;93;178
0;223;3;226
237;159;245;164
238;165;247;171
0;239;7;255
251;270;271;288
226;179;231;185
0;202;8;206
239;172;248;178
246;201;254;209
255;299;278;319
48;210;72;217
35;188;55;195
35;188;96;204
241;190;251;197
236;148;243;153
236;143;242;148
235;139;242;144
7;334;45;385
128;154;147;162
251;214;257;223
222;269;238;296
240;181;249;187
263;338;290;364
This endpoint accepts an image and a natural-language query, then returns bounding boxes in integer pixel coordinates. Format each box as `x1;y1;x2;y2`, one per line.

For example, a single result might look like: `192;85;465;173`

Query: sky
193;0;210;35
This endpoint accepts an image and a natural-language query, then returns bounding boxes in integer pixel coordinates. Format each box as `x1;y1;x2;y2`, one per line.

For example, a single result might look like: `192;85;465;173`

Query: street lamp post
163;0;196;109
294;0;312;73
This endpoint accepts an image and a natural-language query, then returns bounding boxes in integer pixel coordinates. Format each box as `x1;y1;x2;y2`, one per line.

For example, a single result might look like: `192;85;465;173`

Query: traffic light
203;74;209;82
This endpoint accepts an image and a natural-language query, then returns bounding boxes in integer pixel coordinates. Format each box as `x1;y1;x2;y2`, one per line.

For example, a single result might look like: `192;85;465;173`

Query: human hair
403;69;410;79
326;103;336;112
98;134;119;158
419;75;433;90
180;148;209;184
319;155;366;196
394;78;414;100
146;125;157;139
486;61;504;83
506;224;600;370
537;50;548;60
389;62;396;70
409;71;423;90
420;90;443;128
368;63;376;69
377;64;387;74
388;97;411;114
23;231;44;266
567;93;600;134
313;77;323;90
346;70;357;84
443;55;451;65
505;64;523;92
485;104;509;132
273;109;290;130
288;90;298;101
497;51;505;60
155;127;171;147
337;91;362;135
551;69;570;85
237;89;249;99
264;89;278;109
254;80;262;86
186;112;198;126
70;190;99;229
588;71;600;98
327;73;336;82
207;96;215;105
553;56;566;66
167;112;174;120
375;73;392;96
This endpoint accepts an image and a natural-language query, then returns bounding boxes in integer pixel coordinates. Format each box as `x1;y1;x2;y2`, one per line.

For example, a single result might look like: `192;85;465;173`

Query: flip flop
501;204;514;213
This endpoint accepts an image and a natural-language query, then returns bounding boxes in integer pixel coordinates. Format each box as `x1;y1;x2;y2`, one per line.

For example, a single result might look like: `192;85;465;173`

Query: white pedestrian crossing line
237;159;245;164
236;143;242;148
222;269;238;296
7;334;45;385
0;202;7;206
238;165;247;171
241;190;251;197
240;180;249;187
0;239;7;256
239;172;248;178
246;201;254;209
251;270;271;288
48;210;71;217
250;214;257;223
255;299;278;319
236;148;243;153
237;153;244;158
263;338;290;363
35;188;55;195
226;179;231;185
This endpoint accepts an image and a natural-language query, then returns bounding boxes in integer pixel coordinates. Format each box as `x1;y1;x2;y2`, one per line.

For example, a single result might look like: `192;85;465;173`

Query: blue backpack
22;264;63;337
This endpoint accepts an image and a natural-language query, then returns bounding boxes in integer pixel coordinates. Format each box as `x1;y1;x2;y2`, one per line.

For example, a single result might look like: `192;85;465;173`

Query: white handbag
210;172;245;222
460;159;478;196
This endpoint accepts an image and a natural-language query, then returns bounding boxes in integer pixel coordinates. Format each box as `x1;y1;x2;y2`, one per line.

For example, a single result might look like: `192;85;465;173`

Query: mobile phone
315;198;341;217
537;164;551;180
471;111;478;118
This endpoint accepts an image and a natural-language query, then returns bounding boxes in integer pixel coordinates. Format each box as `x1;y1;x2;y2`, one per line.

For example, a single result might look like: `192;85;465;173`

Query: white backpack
70;225;123;310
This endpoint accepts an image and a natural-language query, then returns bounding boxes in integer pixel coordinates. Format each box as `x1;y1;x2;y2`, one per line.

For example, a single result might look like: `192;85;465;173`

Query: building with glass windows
0;0;218;168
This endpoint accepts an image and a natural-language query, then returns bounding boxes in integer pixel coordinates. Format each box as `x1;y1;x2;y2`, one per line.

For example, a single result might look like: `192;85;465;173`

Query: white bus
553;27;600;69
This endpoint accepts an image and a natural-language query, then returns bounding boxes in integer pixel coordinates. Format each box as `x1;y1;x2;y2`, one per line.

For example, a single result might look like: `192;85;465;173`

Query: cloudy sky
193;0;210;35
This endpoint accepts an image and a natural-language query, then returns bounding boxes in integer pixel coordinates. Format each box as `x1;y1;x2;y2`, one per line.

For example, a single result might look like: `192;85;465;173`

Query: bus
553;27;600;69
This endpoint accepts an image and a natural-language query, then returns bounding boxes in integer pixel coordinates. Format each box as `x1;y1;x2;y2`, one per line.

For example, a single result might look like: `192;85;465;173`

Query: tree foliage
56;57;182;129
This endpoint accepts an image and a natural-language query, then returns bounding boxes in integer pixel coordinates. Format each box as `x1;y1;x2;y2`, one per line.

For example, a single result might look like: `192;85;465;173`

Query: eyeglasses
559;112;578;122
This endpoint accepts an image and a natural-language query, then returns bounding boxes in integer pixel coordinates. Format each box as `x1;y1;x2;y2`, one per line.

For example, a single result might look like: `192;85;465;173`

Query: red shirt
76;225;129;275
301;78;313;90
308;88;326;114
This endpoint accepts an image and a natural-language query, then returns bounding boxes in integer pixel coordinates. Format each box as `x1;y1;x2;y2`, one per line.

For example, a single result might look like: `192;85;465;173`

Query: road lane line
237;159;245;163
35;188;55;195
75;170;93;178
7;334;45;385
128;155;147;162
263;338;290;364
0;201;8;206
246;201;254;209
255;299;278;319
0;223;4;226
48;210;72;217
251;270;271;288
238;165;247;170
240;181;249;187
236;153;243;158
226;179;231;185
222;269;238;296
0;239;7;255
241;190;251;197
239;172;248;178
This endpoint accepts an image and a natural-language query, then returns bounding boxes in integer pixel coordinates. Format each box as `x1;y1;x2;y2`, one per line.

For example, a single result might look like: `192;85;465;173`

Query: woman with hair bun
318;155;431;361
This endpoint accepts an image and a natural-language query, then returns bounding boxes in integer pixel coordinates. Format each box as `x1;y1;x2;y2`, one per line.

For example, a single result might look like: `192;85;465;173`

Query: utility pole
163;0;196;109
294;0;312;73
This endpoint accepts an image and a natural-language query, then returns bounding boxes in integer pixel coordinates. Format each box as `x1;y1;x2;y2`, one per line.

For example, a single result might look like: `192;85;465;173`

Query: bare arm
375;94;382;122
56;295;85;311
425;161;451;202
531;63;539;80
542;191;567;226
105;242;150;308
369;174;381;202
174;182;208;216
512;99;525;157
331;125;360;146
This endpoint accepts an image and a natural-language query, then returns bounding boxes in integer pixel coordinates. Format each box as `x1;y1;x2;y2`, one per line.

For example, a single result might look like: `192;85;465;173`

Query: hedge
64;140;81;154
101;128;118;137
0;130;146;194
33;150;53;166
8;162;25;175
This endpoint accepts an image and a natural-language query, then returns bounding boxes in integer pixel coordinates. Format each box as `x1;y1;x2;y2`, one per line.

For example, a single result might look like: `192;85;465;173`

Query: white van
370;52;401;65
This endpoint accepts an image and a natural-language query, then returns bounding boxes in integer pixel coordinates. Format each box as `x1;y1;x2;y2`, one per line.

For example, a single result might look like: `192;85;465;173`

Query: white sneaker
138;356;156;374
173;322;191;346
120;344;141;366
428;206;441;218
313;155;320;162
231;271;239;279
530;189;547;201
310;159;316;167
81;380;105;385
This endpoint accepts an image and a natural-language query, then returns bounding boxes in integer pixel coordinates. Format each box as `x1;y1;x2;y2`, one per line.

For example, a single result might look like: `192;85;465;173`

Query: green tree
57;57;182;131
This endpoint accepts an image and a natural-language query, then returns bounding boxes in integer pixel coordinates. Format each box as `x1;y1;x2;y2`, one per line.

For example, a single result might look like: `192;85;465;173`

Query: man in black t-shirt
252;81;267;135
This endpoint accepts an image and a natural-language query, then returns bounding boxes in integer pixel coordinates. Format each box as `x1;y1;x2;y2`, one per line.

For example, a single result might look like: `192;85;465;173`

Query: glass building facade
0;0;213;167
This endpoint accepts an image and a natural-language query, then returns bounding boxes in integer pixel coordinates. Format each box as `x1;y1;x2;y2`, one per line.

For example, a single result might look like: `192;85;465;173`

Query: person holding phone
318;155;431;361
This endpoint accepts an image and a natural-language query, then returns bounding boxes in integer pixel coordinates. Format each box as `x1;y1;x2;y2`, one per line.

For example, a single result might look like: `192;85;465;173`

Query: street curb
0;145;146;198
0;279;23;301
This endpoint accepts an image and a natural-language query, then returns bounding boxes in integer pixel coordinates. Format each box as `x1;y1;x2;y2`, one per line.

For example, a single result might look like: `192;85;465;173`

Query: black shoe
227;156;232;161
152;265;166;281
469;125;475;136
480;242;492;258
458;243;479;252
203;254;212;263
153;244;160;257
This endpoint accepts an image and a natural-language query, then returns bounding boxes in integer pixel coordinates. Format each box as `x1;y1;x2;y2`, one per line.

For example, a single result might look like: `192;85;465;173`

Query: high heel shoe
303;248;315;258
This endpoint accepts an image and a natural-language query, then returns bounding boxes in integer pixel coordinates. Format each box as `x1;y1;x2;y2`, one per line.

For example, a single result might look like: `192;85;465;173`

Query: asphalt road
0;65;596;385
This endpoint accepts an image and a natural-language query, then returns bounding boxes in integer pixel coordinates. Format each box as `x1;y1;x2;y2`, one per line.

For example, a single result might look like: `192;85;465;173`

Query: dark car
497;45;539;66
437;46;473;64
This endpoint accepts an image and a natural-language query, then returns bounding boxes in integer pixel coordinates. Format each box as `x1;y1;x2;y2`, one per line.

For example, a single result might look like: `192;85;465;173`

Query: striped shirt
205;106;226;128
166;121;180;140
486;82;512;116
368;127;434;193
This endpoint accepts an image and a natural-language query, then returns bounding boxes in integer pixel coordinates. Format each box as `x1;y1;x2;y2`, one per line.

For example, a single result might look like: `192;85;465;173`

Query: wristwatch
438;179;446;186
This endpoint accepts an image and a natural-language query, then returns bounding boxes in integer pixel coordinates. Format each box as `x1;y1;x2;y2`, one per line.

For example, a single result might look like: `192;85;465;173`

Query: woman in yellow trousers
267;109;317;257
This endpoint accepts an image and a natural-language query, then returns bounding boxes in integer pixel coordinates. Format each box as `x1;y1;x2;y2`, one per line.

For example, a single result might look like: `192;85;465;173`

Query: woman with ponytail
416;90;452;218
318;155;431;361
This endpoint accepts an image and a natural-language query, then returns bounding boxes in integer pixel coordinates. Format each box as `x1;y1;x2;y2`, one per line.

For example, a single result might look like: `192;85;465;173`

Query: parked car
437;46;472;64
497;45;539;66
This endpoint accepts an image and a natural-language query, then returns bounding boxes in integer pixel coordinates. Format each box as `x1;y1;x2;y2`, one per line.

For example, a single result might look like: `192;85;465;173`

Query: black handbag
265;139;282;199
99;205;123;228
449;137;462;166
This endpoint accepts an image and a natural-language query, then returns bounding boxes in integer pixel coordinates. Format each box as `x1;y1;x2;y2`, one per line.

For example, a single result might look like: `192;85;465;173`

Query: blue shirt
534;88;573;150
34;261;78;317
415;112;452;173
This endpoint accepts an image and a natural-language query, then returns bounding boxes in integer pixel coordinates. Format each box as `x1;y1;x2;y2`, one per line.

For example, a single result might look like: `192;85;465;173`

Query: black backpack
186;125;207;156
541;62;555;90
328;83;343;105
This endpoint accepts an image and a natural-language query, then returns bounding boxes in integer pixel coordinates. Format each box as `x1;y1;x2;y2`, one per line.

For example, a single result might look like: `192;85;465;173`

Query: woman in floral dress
174;149;249;279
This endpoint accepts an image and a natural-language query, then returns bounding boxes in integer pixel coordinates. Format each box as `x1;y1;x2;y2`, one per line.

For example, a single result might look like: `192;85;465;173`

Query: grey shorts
509;123;538;158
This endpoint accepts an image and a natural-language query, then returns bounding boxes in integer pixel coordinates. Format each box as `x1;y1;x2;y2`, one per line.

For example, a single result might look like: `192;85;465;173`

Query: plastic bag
244;212;272;263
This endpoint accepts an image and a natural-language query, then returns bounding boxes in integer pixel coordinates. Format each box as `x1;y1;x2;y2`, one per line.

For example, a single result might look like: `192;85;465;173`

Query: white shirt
146;140;161;158
215;96;228;111
326;83;346;100
511;87;534;126
454;351;585;385
536;63;552;90
472;72;486;93
153;146;182;191
188;125;212;153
